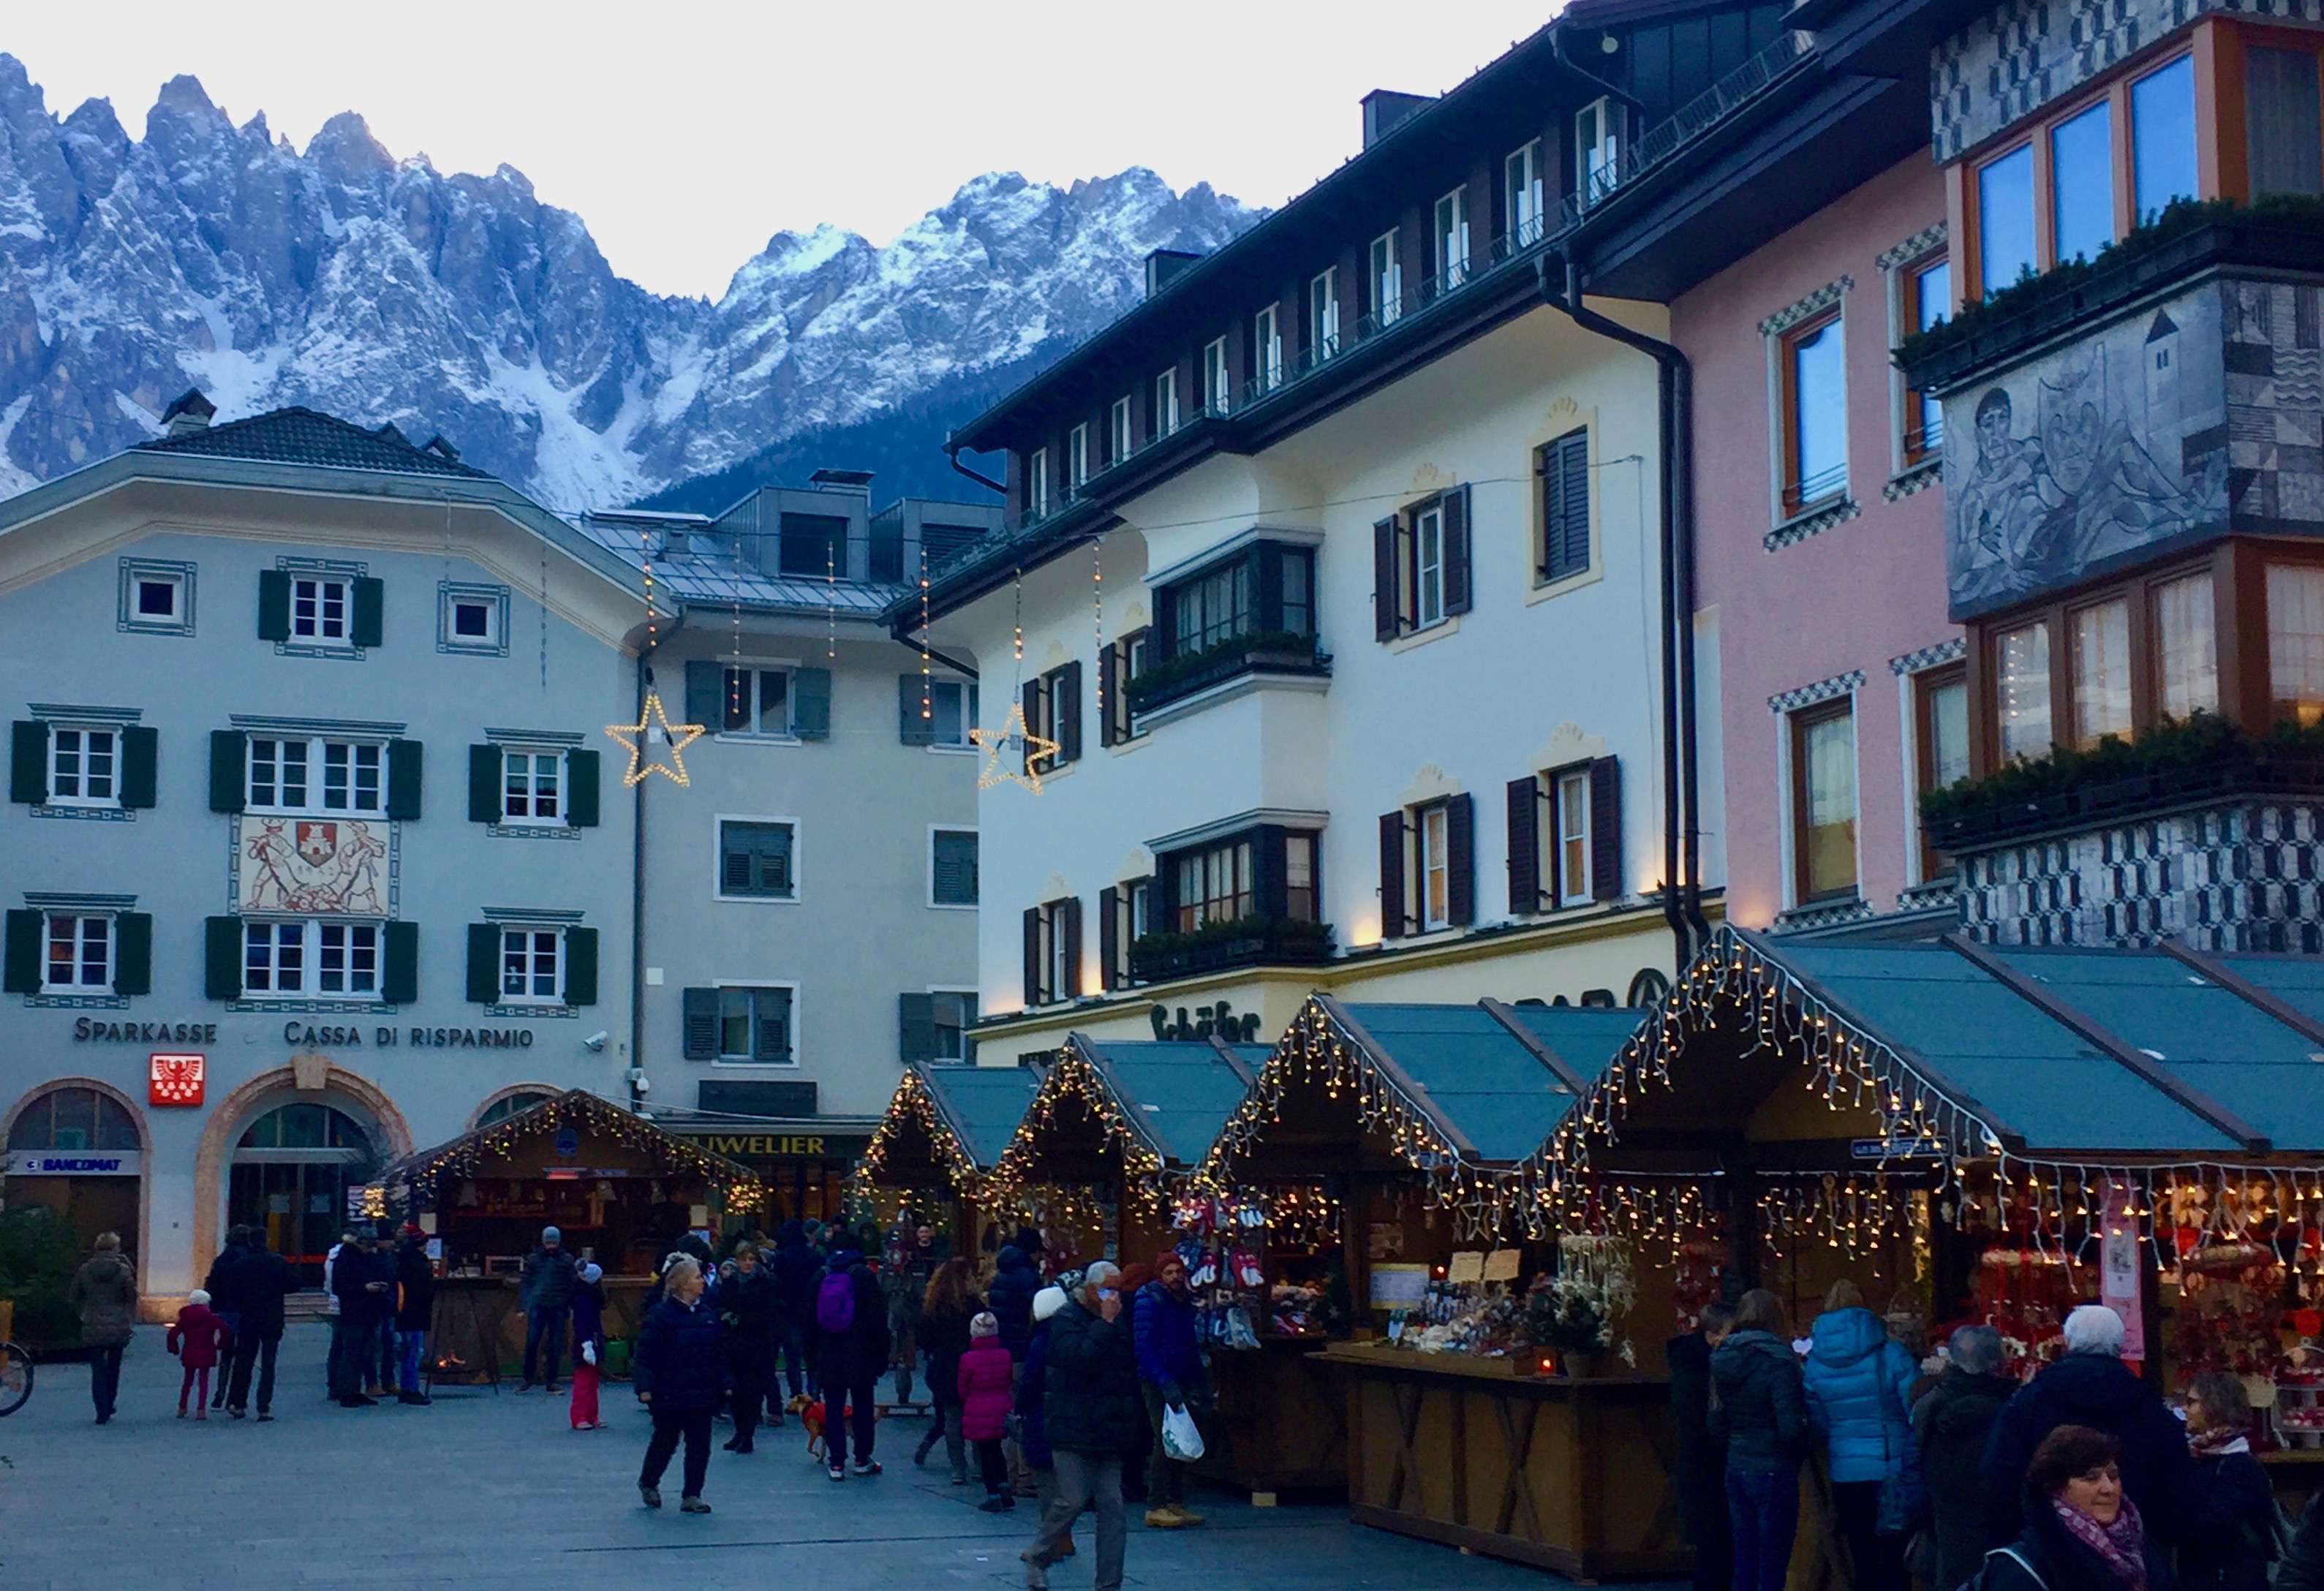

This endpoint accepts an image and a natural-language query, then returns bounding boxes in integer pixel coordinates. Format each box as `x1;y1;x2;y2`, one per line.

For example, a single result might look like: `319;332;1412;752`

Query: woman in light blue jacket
1800;1280;1917;1591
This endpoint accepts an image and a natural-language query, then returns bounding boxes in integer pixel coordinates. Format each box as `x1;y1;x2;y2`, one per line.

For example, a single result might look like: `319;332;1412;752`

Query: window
1506;761;1620;914
1381;795;1472;937
500;928;561;1002
1370;230;1401;326
1554;770;1592;907
500;751;562;823
1996;620;2054;760
1577;98;1624;205
2247;47;2324;200
1160;543;1313;664
1281;553;1312;638
315;923;379;995
1915;664;1971;878
1433;186;1470;289
918;677;976;749
1792;702;1859;903
1174;557;1253;654
249;738;383;815
1024;662;1081;774
869;512;905;583
1977;143;2037;295
1103;880;1152;989
439;583;505;654
121;561;191;634
243;920;379;997
719;820;796;900
778;513;847;578
1253;305;1282;393
1025;898;1081;1006
932;990;975;1061
1109;396;1133;464
1153;371;1180;438
719;986;793;1063
1203;336;1231;413
6;1086;139;1151
1901;255;1950;463
1173;837;1254;931
1375;489;1469;640
931;828;978;907
2269;564;2324;727
2069;597;2133;747
1781;313;1848;515
2155;572;2218;720
137;575;181;620
1417;803;1454;929
1027;447;1051;517
2051;100;2116;262
1101;629;1149;747
1506;140;1544;247
1308;269;1339;360
44;913;111;991
1414;502;1446;627
293;576;348;640
48;727;117;806
718;666;793;736
2130;55;2197;221
1539;428;1591;583
1067;423;1090;491
1285;833;1316;922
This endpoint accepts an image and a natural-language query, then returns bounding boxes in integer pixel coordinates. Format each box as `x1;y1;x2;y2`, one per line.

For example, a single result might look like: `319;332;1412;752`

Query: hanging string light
388;1089;763;1206
856;1068;982;1200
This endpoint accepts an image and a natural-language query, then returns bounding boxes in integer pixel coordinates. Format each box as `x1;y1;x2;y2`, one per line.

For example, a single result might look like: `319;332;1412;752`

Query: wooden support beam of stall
1208;1034;1259;1087
2157;937;2324;1048
1476;998;1583;1096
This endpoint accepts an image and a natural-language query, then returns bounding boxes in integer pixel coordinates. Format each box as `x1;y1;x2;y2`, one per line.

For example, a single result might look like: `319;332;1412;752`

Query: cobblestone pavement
0;1325;1606;1591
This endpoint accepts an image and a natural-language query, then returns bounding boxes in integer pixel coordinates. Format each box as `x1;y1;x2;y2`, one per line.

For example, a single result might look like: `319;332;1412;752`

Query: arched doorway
229;1103;381;1285
472;1089;556;1130
4;1084;146;1262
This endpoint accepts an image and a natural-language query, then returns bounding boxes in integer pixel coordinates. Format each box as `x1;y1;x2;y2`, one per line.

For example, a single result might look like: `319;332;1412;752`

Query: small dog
791;1393;826;1462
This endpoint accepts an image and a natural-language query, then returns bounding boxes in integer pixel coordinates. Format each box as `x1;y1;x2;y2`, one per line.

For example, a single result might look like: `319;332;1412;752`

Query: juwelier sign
7;1150;143;1177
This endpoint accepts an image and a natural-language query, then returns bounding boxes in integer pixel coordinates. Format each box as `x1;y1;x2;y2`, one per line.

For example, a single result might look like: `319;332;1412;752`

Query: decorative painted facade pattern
1768;668;1865;714
1890;637;1966;676
1759;275;1854;339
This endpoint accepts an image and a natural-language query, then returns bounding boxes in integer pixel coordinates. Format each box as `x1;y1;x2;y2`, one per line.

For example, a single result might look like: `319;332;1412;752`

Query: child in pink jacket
167;1289;233;1419
958;1311;1016;1511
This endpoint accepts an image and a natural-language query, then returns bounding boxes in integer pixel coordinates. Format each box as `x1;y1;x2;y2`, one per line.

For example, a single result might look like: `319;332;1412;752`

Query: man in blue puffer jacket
1131;1251;1209;1530
1801;1281;1917;1591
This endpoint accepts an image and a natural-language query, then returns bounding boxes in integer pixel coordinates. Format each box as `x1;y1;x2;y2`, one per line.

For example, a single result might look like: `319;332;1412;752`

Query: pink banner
2100;1184;2145;1362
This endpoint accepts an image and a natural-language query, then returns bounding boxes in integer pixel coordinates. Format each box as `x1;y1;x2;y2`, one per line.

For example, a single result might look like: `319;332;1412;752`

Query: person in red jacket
167;1289;233;1420
959;1312;1017;1512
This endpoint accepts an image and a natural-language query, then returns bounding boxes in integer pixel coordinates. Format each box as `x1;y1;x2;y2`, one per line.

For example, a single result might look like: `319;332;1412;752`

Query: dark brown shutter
1378;812;1407;940
1373;518;1399;641
1022;680;1041;775
1442;485;1471;614
1061;897;1084;997
683;989;719;1059
1099;885;1122;990
1098;643;1119;748
1590;757;1623;901
1506;776;1542;915
1022;907;1043;1006
1445;791;1476;925
1053;662;1082;763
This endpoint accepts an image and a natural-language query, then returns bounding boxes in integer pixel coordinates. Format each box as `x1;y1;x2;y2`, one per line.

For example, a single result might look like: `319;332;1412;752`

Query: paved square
0;1326;1606;1591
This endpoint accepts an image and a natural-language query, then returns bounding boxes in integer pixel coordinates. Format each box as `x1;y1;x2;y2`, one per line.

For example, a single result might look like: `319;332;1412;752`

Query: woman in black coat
717;1242;780;1454
635;1256;727;1513
2179;1373;2278;1591
1982;1425;2176;1591
1708;1289;1809;1591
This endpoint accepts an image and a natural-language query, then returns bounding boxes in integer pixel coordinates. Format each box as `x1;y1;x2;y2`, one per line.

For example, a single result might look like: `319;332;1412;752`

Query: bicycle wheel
0;1341;33;1416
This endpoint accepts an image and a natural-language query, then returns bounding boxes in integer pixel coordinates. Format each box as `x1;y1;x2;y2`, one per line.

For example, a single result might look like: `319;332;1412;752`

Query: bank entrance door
227;1103;379;1286
4;1086;142;1262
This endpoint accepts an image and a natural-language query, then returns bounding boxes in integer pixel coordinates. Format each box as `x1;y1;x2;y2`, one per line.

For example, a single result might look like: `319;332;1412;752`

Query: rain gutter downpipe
1538;252;1710;961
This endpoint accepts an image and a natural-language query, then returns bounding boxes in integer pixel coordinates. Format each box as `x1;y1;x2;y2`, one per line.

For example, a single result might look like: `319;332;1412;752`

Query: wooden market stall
855;1061;1042;1253
1200;992;1672;1565
1544;926;2324;1581
381;1089;763;1384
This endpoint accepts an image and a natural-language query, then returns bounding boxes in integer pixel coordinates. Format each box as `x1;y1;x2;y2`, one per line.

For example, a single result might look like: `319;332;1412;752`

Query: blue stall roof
915;1062;1043;1170
1068;1038;1270;1168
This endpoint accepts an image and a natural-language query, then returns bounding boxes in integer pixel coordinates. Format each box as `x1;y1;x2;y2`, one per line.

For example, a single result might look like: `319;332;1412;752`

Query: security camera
625;1067;649;1091
584;1030;609;1051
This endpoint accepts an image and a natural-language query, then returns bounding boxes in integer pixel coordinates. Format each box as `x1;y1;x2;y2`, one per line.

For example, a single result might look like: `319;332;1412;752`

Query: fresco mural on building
234;817;396;915
1944;284;2230;618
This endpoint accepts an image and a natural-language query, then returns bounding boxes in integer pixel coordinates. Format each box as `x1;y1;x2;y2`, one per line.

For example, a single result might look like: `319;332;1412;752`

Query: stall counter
1196;1335;1346;1501
1318;1341;1687;1581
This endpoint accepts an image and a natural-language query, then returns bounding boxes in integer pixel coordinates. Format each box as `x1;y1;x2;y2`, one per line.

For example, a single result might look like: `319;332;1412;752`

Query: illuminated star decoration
970;700;1060;793
605;690;706;786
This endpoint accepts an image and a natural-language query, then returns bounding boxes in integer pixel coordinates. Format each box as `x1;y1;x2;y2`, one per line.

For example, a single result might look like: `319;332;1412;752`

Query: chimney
1144;248;1201;298
808;467;875;495
159;388;216;437
1362;89;1435;149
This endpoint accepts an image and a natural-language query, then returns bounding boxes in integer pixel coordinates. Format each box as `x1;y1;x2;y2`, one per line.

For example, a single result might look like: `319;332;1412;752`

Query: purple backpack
815;1270;856;1334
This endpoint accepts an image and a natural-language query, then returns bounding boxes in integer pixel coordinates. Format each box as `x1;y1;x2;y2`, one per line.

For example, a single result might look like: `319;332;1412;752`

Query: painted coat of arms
237;817;393;915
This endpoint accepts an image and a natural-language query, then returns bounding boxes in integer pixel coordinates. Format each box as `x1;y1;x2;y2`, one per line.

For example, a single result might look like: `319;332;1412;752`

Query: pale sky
8;1;1564;301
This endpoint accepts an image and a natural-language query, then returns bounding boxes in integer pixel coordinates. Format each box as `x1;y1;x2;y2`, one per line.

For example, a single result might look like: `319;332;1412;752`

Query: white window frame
241;918;383;999
47;725;121;808
1027;447;1051;517
1045;902;1075;1003
1418;804;1452;931
714;815;801;905
1309;268;1340;360
1896;656;1971;888
246;736;386;817
120;560;192;635
1434;187;1471;288
928;824;979;910
1253;304;1282;393
710;980;800;1067
291;575;351;642
1554;769;1593;907
1154;369;1180;437
1067;422;1090;491
1109;396;1133;464
1414;502;1446;628
1778;695;1864;911
1371;230;1402;325
499;749;565;826
1203;336;1231;413
439;582;507;655
1577;97;1624;205
1506;140;1544;248
498;925;565;1005
41;912;113;994
713;661;798;741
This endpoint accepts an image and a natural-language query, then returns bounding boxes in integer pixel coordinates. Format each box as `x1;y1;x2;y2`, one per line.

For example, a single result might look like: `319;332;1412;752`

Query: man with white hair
1977;1304;2192;1548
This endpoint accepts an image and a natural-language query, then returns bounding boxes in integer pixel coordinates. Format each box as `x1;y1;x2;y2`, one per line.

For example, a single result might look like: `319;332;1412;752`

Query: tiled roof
135;407;489;479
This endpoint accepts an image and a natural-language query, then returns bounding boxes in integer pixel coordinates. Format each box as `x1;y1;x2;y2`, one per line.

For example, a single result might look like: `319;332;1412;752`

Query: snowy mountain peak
0;55;1260;509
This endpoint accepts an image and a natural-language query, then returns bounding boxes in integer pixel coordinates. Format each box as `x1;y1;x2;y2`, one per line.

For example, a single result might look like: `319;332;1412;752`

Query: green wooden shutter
205;916;242;1000
120;725;158;809
385;739;423;820
565;749;600;828
257;570;292;641
2;910;41;993
899;993;937;1063
466;923;499;1004
350;576;384;648
793;668;831;740
10;721;48;804
682;988;719;1059
382;921;419;1004
562;926;599;1006
467;744;502;823
1052;662;1082;764
113;912;153;996
899;676;937;746
1442;484;1472;615
208;730;247;813
684;661;723;728
753;988;789;1061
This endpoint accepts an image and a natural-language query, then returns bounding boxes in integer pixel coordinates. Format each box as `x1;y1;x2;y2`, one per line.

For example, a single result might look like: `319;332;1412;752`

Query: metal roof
918;1063;1044;1170
1072;1038;1269;1168
570;515;905;616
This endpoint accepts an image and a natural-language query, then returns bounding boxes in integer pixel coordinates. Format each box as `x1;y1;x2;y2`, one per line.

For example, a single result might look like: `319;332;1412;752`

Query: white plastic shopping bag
1161;1402;1205;1462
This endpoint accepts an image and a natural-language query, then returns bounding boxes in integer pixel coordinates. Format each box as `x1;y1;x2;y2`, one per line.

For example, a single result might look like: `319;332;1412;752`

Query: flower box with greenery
1123;630;1328;715
1128;914;1333;980
1919;714;2324;853
1525;1234;1637;1376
